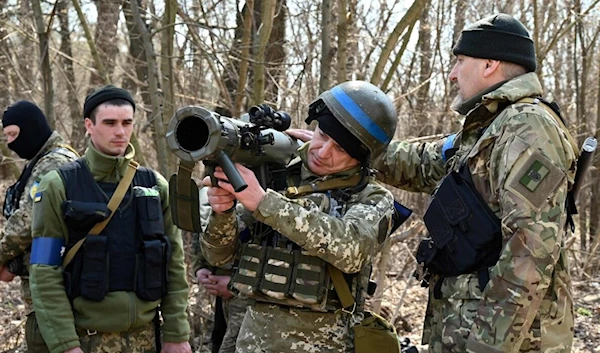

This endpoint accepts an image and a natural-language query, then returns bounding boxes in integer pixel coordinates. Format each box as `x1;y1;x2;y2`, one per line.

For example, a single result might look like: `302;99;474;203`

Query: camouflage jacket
29;143;190;353
201;143;396;274
0;132;76;267
376;73;577;353
0;132;78;315
200;143;396;351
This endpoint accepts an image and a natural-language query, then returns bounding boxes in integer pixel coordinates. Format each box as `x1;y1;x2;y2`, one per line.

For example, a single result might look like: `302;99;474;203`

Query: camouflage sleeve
29;170;81;353
155;172;191;343
191;188;214;273
466;109;577;352
0;152;71;264
200;209;242;267
374;138;447;193
253;183;395;274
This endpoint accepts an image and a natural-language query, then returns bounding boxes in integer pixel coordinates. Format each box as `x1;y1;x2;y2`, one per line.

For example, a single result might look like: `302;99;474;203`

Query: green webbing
169;160;200;232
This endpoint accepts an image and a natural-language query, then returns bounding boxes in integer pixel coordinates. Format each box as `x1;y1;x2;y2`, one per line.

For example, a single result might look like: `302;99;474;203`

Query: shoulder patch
506;147;565;211
29;181;40;201
34;191;43;203
519;160;549;192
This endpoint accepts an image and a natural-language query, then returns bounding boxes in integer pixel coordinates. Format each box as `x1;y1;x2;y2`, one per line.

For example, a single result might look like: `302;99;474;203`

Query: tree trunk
58;0;84;151
161;0;177;172
319;0;333;93
336;0;348;83
30;0;55;128
89;0;121;86
251;0;276;105
129;0;170;177
371;0;427;86
233;0;254;117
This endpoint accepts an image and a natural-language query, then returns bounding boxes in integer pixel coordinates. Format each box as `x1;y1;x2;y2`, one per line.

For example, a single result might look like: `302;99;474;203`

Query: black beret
83;85;136;119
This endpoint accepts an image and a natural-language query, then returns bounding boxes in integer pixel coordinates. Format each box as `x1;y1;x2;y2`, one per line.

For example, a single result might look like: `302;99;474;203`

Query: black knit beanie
452;13;536;73
316;113;369;163
83;85;135;119
2;101;53;160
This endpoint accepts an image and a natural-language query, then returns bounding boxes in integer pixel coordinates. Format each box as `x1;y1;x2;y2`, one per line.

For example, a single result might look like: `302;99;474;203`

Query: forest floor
1;261;599;353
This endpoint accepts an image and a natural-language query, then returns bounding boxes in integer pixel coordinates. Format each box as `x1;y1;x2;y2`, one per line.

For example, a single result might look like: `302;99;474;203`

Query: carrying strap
62;161;139;268
516;97;580;158
286;175;362;197
327;264;356;311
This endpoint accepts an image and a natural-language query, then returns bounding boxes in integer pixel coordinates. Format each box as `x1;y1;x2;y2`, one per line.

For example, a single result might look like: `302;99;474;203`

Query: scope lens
176;116;209;152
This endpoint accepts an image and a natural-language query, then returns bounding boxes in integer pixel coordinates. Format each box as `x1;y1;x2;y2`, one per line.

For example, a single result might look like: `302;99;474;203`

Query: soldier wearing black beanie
2;101;53;160
452;13;537;72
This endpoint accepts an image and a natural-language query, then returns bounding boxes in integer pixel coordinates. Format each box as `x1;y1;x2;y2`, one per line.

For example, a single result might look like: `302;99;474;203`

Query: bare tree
30;0;55;127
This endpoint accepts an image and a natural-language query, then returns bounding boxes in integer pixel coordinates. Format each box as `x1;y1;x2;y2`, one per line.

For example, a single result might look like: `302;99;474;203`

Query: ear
482;60;501;78
84;117;94;135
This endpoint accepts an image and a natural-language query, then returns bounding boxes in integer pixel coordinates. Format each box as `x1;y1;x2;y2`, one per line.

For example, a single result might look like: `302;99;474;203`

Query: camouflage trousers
235;302;361;353
218;296;247;353
78;322;156;353
423;274;573;353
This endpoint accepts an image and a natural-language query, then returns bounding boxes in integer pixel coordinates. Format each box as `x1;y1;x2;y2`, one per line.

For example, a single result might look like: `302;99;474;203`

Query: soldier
192;186;247;353
0;101;78;353
28;85;192;353
200;80;399;352
192;234;247;353
289;13;577;353
374;14;576;353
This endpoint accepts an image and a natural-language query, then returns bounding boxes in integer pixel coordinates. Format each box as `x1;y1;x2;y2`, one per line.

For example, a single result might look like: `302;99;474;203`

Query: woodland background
0;0;599;351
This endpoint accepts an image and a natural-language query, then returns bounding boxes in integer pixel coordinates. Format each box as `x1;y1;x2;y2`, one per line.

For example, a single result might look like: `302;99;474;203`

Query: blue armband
31;237;65;266
441;133;457;162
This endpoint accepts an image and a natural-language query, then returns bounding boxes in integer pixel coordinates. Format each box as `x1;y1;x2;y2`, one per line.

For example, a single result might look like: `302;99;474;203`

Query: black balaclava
2;101;52;160
316;112;369;164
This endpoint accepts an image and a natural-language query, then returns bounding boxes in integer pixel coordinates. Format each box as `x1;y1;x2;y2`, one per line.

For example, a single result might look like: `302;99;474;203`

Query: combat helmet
307;81;397;161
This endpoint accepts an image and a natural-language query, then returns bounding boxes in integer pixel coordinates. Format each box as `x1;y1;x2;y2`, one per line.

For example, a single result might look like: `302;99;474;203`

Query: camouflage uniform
201;143;396;353
0;131;77;353
376;72;576;353
29;143;191;353
191;224;247;353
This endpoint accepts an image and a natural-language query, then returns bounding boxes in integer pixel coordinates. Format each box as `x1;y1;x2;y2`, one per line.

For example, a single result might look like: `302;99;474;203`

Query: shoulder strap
516;97;580;157
62;161;139;268
286;175;362;197
327;264;356;311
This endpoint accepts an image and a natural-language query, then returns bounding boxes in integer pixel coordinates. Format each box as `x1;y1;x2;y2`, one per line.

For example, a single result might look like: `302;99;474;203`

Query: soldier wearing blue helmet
199;81;401;352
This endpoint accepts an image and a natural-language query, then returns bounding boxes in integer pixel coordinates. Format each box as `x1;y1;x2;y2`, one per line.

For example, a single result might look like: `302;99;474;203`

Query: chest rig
229;164;370;312
58;159;171;302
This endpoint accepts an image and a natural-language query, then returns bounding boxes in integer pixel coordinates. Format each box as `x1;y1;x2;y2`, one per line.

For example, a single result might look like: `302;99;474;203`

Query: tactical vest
229;163;370;312
58;159;171;302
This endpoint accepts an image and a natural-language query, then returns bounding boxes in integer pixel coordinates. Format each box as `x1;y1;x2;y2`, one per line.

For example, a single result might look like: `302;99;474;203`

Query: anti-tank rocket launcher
165;104;301;232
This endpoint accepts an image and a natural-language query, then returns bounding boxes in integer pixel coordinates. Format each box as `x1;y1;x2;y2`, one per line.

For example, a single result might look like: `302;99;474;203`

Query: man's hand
204;164;266;212
63;348;83;353
202;177;237;214
286;129;313;142
204;274;234;299
0;265;16;282
161;341;192;353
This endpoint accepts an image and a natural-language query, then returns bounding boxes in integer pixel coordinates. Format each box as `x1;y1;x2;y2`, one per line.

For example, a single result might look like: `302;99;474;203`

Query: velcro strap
31;237;65;266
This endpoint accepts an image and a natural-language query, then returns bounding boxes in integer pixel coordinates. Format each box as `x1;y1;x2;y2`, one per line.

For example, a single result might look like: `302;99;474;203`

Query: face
85;103;134;157
3;125;20;144
306;126;360;176
449;55;490;105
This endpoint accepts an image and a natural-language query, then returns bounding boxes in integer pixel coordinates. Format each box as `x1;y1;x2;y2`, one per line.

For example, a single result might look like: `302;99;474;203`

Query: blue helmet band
330;86;391;145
